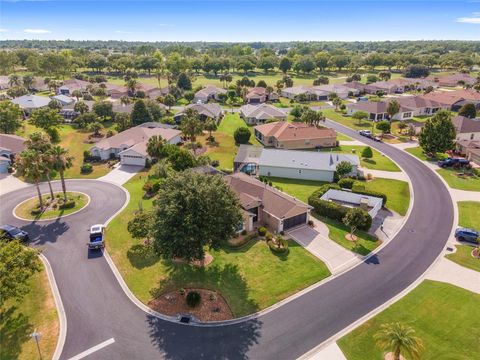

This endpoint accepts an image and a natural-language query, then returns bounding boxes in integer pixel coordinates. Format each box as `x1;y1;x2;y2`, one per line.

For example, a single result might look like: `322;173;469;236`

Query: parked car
0;225;29;242
373;136;382;142
455;228;479;244
358;130;373;138
437;158;471;168
88;224;105;250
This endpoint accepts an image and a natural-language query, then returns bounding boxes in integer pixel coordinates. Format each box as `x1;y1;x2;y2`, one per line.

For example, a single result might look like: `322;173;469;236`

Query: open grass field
446;245;480;272
338;280;480;360
0;263;59;360
107;172;331;317
436;168;480;192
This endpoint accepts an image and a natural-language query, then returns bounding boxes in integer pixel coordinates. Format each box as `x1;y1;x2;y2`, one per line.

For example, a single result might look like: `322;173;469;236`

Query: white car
88;224;105;249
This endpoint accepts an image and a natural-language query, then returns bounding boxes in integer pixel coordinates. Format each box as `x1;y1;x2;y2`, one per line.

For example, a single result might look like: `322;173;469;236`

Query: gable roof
444;89;480;102
61;78;91;91
225;172;311;219
421;92;465;106
452;116;480;134
11;94;50;109
347;101;389;113
254;121;336;141
0;134;26;154
239;104;287;120
178;103;223;119
51;94;75;105
234;144;264;164
392;95;450;109
195;85;227;98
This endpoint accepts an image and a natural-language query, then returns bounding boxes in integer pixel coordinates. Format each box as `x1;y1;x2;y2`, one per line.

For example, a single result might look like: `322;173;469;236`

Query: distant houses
281;84;359;101
427;73;477;87
239;104;287;125
11;94;50;114
0;134;26;173
193;85;227;103
173;103;223;123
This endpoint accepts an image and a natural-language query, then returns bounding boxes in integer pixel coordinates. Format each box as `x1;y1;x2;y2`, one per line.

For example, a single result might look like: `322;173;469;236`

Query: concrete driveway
98;164;143;185
288;224;361;274
0;173;28;196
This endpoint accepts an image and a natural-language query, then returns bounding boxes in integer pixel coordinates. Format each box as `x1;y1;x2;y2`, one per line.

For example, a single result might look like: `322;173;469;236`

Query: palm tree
120;95;131;106
387;100;400;121
71;89;82;100
332;97;342;111
125;78;138;96
22;75;34;90
15;150;45;209
180;109;203;153
9;74;21;87
146;135;165;161
49;146;74;201
25;132;56;200
374;322;423;360
204;118;217;140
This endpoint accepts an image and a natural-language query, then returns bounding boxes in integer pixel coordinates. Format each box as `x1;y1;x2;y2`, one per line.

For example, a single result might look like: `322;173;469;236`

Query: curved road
0;121;454;360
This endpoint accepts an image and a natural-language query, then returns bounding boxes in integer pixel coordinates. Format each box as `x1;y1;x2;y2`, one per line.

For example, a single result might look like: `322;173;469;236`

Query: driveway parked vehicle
455;228;479;244
437;158;471;168
0;225;29;242
88;224;105;249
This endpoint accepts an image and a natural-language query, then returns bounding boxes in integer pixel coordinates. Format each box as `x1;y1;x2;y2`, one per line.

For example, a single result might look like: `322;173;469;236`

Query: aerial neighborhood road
0;119;454;360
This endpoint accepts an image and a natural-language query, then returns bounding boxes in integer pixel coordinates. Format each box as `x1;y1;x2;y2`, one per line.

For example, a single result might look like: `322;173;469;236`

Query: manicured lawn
336;132;353;141
446;246;480;272
405;146;448;162
14;191;89;220
200;113;260;170
317;215;381;256
107;172;331;317
458;201;480;229
1;263;59;360
16;123;112;179
320;145;401;172
267;177;327;203
362;178;410;216
436;168;480;192
324;109;376;132
338;280;480;360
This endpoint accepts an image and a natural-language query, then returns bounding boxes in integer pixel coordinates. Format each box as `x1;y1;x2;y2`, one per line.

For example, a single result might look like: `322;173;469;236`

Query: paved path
287;221;362;274
359;168;409;181
339;140;363;146
0;173;28;196
389;141;419;150
426;257;480;294
302;342;347;360
98;164;143;185
0;117;455;360
450;188;480;202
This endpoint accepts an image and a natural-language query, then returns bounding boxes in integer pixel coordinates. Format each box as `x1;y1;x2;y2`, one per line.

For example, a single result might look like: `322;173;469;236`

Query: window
403;112;412;119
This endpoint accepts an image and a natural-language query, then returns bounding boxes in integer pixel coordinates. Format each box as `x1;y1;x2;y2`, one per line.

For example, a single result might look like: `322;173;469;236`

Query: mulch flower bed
172;253;214;267
471;248;480;259
148;288;233;322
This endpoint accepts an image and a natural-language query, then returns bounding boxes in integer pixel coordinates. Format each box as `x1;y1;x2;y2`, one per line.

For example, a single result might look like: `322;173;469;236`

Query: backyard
107;171;331;317
338;280;480;360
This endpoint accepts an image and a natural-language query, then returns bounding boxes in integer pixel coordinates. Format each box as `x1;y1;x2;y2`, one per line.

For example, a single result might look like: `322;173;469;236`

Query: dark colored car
437;158;471;168
455;228;479;244
0;225;29;242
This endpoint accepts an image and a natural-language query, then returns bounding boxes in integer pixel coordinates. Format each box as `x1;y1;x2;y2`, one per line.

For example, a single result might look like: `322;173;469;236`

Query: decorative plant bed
148;288;233;322
14;192;89;221
472;248;480;259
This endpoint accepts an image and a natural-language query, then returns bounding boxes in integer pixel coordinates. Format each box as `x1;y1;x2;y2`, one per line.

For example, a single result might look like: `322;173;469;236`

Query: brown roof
421;92;464;107
347;101;389;113
254;121;336;141
246;87;267;99
0;134;26;154
392;95;450;109
452;116;480;134
225;173;310;219
62;79;91;91
444;89;480;102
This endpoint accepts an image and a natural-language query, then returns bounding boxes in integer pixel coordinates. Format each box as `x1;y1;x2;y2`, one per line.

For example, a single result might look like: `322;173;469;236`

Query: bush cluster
338;178;355;189
59;200;76;209
186;291;201;308
258;227;267;236
80;163;93;174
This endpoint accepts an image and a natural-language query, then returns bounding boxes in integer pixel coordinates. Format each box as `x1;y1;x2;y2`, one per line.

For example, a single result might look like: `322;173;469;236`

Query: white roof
11;94;50;109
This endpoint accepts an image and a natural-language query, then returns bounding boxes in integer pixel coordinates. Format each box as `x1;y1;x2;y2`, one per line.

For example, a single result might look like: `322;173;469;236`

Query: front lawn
362;178;410;216
319;145;401;172
405;146;447;162
1;263;59;360
336;132;353;141
317;215;381;256
458;201;480;229
338;280;480;360
107;172;331;317
446;246;480;272
436;168;480;192
324;109;376;132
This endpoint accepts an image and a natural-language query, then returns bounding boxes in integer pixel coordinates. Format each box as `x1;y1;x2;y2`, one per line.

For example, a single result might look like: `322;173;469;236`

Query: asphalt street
0;122;454;360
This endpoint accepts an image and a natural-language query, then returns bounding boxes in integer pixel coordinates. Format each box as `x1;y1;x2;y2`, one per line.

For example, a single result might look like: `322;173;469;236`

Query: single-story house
0;134;26;173
89;126;181;166
147;87;170;100
193;86;227;103
392;95;450;117
104;83;129;99
11;94;50;114
427;73;477;87
58;79;91;95
346;100;415;121
239;104;287;125
234;144;264;173
173;103;223;123
246;87;278;104
420;92;468;111
254;121;337;149
225;172;312;233
452;116;480;142
364;78;438;95
466;146;480;166
51;94;75;106
313;84;360;99
320;189;383;219
281;86;318;100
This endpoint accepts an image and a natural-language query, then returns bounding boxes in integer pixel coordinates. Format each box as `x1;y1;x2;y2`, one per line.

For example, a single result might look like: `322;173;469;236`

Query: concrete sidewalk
287;219;362;274
301;342;347;360
359;168;408;181
0;174;29;196
426;257;480;294
98;164;143;186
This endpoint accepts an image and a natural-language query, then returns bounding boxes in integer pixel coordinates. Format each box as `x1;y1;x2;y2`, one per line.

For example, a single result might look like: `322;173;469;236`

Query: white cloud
0;29;9;32
114;30;132;34
456;12;480;24
23;28;51;34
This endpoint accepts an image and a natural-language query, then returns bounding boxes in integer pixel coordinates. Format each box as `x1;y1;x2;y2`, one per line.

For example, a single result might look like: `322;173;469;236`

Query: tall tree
180;109;203;149
15;150;46;208
0;101;23;134
74;101;89;115
29;108;62;133
387;100;400;120
130;99;152;125
204;118;217;140
50;145;74;201
352;110;369;125
374;323;423;360
152;171;243;261
458;103;476;119
418;110;456;156
146;135;165;161
336;161;352;178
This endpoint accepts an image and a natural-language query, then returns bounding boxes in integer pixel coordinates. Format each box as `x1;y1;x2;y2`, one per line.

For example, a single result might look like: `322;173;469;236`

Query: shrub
308;220;314;227
338;178;355;189
80;163;93;174
30;208;42;215
211;160;220;167
258;227;267;236
59;200;76;209
267;237;289;254
179;288;185;296
265;232;273;241
106;130;114;138
234;127;251;144
186;291;201;308
241;229;247;235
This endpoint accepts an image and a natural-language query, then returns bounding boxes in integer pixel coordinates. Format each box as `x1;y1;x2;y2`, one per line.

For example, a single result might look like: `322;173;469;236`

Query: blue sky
0;0;479;42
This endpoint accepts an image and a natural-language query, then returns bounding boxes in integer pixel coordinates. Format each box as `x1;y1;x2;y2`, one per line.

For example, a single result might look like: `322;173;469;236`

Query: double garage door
283;213;307;230
120;154;146;166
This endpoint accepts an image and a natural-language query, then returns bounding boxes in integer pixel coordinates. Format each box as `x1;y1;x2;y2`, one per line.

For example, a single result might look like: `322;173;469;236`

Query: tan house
239;104;287;125
225;172;312;233
254;121;337;149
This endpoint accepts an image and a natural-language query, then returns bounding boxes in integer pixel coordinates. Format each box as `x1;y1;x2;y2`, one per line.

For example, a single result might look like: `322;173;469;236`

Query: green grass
14;191;89;220
362;178;410;216
323;109;376;132
446;246;480;272
338;280;480;360
458;201;480;229
436;168;480;192
267;177;327;203
319;145;401;172
405;146;448;162
107;172;331;317
1;263;58;360
318;215;381;255
336;132;353;141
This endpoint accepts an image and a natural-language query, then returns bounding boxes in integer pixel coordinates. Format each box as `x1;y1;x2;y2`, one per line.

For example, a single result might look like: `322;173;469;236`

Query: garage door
120;154;146;166
283;213;307;230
